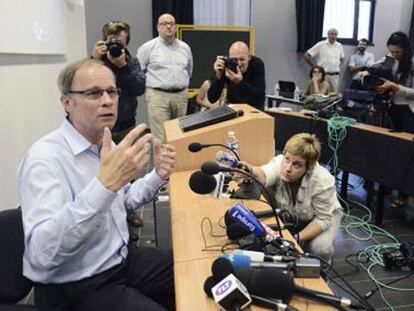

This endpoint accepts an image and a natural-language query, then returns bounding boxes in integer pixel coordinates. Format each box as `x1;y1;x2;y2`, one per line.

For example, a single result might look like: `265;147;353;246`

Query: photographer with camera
208;41;265;111
374;31;414;134
92;21;145;144
374;31;414;208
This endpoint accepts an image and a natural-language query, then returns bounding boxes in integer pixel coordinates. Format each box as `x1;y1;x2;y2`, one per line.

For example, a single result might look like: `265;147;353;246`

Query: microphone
237;268;364;310
233;250;297;263
221;253;292;271
204;277;297;311
188;142;240;160
202;160;284;238
227;203;269;240
211;274;252;311
189;170;225;198
224;209;288;240
210;257;252;310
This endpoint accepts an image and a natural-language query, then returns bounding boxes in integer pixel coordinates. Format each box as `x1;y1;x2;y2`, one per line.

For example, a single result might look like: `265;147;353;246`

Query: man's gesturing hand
153;139;176;180
98;125;152;192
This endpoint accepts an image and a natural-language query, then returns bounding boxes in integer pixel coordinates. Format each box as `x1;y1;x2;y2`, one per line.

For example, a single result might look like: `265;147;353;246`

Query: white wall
0;1;87;210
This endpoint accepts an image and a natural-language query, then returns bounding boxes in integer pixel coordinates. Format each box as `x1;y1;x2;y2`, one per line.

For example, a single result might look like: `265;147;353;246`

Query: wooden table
169;170;335;310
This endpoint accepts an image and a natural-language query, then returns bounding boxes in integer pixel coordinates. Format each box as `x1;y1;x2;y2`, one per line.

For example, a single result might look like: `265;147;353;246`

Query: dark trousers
34;246;175;311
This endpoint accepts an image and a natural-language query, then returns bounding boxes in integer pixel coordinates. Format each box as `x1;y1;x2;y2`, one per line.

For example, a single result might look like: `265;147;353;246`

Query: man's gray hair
57;58;111;95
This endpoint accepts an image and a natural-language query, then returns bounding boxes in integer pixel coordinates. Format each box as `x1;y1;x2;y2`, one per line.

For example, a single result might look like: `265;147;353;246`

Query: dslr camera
221;56;238;72
106;38;124;58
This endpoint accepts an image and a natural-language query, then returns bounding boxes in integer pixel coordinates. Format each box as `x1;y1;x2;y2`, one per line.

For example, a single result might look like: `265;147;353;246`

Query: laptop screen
278;80;296;93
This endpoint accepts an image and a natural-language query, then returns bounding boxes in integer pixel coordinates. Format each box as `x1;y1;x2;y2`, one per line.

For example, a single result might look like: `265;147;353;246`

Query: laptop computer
278;80;296;99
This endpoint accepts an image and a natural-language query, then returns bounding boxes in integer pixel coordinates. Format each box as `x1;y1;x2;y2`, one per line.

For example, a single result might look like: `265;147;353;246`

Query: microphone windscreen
203;276;215;298
212;257;234;284
189;171;217;194
188;142;202;152
201;161;220;175
236;268;294;303
224;210;251;240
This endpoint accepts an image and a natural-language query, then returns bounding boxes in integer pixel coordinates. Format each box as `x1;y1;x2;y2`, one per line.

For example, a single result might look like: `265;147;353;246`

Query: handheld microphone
237;268;365;310
202;161;284;238
189;170;225;198
227;203;267;239
211;274;252;311
233;250;297;263
210;257;252;310
188;142;240;160
221;253;292;271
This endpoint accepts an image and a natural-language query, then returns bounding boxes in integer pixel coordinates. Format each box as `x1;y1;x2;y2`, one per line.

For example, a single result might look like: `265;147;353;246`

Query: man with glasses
92;21;145;144
304;28;345;92
18;59;176;311
348;38;375;90
137;13;193;142
208;41;266;110
235;133;342;263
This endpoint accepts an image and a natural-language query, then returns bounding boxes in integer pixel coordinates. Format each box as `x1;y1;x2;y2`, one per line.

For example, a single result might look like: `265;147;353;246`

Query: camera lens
107;38;123;58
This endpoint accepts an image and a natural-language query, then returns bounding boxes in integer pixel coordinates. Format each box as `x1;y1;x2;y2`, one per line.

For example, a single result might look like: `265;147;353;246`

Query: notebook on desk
278;80;296;99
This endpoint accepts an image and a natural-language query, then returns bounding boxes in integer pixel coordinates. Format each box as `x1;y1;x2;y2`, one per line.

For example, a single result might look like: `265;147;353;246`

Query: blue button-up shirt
17;120;165;283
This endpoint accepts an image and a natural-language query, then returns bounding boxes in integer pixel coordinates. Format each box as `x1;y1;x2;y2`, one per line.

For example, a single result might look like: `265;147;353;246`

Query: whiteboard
0;0;67;54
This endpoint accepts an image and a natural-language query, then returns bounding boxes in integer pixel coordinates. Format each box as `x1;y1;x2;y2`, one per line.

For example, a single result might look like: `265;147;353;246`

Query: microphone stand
202;162;284;238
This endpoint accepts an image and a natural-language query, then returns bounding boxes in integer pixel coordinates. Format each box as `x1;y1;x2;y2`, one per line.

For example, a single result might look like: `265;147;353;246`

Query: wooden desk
169;170;335;310
266;109;414;224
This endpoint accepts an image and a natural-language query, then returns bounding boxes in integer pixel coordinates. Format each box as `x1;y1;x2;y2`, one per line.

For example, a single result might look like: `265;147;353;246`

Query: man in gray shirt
348;38;375;89
137;13;193;142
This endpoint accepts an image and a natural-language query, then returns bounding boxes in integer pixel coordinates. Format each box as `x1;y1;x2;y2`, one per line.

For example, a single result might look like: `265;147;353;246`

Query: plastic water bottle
274;83;280;97
294;86;300;101
225;131;239;155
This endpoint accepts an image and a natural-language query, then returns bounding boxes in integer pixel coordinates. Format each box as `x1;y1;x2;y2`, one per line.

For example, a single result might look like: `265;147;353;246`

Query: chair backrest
0;208;33;304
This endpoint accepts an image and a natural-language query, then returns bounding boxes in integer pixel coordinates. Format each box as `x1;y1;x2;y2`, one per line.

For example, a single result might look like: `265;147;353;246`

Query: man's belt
326;72;339;76
153;87;185;93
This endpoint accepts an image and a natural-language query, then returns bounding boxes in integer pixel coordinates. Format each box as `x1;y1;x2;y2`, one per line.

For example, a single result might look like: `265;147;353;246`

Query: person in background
304;28;345;92
235;133;342;263
137;13;193;142
196;79;227;110
375;31;414;208
18;59;176;311
302;65;331;96
92;21;145;144
348;38;375;90
208;41;266;111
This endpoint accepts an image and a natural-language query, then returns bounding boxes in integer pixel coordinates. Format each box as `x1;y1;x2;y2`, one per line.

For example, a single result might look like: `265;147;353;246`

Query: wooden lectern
164;104;275;171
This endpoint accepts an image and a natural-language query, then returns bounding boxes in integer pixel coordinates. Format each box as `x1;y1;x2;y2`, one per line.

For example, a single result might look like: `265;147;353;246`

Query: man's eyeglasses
68;88;121;100
158;22;176;27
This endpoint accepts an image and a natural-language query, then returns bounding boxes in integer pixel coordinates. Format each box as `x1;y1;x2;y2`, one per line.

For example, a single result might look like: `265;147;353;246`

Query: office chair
0;208;37;310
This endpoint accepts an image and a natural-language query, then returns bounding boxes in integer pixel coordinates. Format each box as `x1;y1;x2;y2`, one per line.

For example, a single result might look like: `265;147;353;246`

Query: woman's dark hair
309;65;326;81
387;31;413;84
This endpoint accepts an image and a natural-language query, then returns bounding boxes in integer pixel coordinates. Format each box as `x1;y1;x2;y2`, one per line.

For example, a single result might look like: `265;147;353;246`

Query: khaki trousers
146;88;188;143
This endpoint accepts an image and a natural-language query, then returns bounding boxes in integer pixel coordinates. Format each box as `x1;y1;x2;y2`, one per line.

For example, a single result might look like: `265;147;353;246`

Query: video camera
221;56;238;73
106;38;124;57
362;55;395;89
